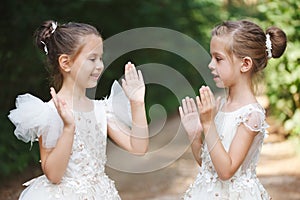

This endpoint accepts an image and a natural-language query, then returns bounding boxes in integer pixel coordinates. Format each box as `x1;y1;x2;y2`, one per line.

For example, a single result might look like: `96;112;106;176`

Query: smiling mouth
91;74;100;79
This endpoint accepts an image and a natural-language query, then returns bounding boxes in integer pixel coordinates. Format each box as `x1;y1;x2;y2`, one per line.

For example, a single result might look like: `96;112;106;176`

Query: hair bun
266;26;287;58
34;20;58;53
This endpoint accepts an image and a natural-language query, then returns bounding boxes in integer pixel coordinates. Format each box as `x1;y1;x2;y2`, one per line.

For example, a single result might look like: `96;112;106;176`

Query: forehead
210;35;231;55
80;34;103;55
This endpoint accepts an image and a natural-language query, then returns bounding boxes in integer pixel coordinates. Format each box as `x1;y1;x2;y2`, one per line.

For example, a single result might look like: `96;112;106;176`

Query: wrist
130;100;145;106
190;135;202;147
202;123;212;135
63;124;75;133
188;131;202;142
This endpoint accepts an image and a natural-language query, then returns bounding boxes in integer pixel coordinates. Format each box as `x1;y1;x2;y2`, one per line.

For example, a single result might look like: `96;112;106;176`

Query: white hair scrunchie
266;34;272;58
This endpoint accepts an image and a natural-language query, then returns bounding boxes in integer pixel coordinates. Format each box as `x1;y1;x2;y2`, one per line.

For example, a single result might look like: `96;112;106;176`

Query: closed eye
89;57;96;62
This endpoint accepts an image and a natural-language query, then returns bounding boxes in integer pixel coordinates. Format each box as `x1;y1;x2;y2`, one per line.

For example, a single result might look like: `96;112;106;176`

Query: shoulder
236;103;268;133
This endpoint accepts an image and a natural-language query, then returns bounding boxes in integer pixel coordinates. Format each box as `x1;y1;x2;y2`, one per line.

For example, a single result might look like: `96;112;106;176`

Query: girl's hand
179;97;203;141
122;62;145;103
50;87;75;127
196;86;220;131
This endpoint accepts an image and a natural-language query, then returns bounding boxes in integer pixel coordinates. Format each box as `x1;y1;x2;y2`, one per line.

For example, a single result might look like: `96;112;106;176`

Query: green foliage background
0;0;299;178
257;0;300;137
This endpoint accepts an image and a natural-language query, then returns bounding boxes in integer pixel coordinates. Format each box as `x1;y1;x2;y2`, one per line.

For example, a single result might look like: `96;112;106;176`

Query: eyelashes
89;57;102;62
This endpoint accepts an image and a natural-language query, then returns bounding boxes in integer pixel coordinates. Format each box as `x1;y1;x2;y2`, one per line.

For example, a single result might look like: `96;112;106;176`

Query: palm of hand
123;79;145;102
181;112;202;139
57;102;74;126
50;88;74;126
179;97;203;141
197;86;219;126
122;62;145;103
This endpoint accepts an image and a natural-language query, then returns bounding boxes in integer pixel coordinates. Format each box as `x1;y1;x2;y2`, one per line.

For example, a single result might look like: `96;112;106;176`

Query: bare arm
39;88;75;184
202;122;256;180
39;125;75;184
108;62;149;155
197;86;257;180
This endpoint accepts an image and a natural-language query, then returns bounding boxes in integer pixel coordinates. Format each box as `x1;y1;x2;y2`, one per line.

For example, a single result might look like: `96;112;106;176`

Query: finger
179;106;184;119
189;98;197;112
121;79;127;89
129;63;139;80
207;86;215;105
185;96;192;112
181;98;188;114
202;86;211;106
126;61;136;80
199;86;206;106
196;96;202;110
124;63;132;80
137;70;144;83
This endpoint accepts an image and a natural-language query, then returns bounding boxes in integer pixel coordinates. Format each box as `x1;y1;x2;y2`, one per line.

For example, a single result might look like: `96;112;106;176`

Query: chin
87;82;98;89
216;82;225;88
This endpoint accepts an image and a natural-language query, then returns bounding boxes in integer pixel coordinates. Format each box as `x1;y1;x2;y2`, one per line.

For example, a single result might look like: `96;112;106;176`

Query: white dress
183;100;271;200
8;81;131;200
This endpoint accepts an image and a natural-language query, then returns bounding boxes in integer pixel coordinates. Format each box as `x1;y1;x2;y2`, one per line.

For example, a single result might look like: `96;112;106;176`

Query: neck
59;84;86;100
226;79;256;106
57;82;92;112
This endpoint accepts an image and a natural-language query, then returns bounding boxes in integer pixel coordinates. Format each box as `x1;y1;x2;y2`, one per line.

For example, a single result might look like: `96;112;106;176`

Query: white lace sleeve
8;94;63;149
103;80;132;128
236;104;269;135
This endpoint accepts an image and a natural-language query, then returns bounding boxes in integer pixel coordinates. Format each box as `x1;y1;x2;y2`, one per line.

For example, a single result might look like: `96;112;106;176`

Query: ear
240;56;253;73
58;54;71;73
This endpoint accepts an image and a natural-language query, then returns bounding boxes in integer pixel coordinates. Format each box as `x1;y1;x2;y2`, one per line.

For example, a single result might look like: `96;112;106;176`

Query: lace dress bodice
67;110;107;179
184;101;271;200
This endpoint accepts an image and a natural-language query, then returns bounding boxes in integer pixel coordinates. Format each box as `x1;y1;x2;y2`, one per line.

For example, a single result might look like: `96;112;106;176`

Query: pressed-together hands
122;62;145;103
179;86;221;139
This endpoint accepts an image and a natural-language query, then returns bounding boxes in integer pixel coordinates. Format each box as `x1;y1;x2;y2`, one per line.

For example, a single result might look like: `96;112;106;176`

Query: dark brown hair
211;20;287;73
34;20;101;90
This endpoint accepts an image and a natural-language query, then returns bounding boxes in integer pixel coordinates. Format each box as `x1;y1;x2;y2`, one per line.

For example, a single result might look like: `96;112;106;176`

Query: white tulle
103;80;132;128
8;94;63;149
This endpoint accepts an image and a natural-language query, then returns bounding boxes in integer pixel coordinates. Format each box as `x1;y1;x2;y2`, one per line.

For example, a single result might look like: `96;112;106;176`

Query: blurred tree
256;0;300;137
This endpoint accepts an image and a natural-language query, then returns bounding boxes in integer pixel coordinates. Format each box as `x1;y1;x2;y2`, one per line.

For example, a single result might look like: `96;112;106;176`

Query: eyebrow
210;52;225;57
88;53;102;57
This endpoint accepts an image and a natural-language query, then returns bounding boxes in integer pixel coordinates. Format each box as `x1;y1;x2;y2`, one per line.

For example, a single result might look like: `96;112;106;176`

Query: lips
212;73;219;79
90;73;100;80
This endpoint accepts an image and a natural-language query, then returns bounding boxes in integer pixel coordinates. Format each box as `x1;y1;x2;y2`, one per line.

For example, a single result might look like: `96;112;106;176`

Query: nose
96;60;104;70
208;59;215;70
